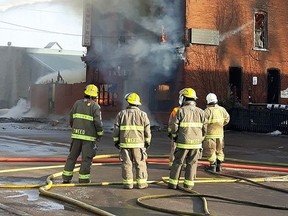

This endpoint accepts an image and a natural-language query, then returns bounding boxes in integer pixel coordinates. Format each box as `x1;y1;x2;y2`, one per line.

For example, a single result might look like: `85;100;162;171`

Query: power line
0;20;81;36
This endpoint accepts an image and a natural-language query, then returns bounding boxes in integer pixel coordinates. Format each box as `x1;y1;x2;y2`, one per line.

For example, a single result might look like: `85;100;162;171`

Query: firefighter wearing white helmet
203;93;230;172
62;84;103;184
113;92;151;189
168;88;208;190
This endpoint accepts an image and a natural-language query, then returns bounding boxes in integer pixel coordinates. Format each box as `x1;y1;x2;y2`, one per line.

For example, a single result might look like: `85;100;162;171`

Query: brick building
81;0;288;125
184;0;288;109
27;0;288;126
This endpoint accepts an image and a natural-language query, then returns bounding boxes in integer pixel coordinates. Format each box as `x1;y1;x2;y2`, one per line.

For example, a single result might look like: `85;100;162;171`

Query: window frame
253;10;268;51
98;83;117;106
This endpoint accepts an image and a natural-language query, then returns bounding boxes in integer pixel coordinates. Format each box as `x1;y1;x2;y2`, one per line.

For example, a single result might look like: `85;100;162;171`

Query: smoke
89;0;184;78
0;98;44;118
86;0;184;125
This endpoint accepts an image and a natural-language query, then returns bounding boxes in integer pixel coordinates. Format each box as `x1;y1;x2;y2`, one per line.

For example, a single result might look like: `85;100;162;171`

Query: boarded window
254;11;268;49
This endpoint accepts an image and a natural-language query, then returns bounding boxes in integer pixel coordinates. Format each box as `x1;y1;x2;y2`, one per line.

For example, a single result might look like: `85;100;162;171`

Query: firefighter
168;106;179;169
203;93;230;172
168;88;207;190
62;84;103;183
113;92;151;189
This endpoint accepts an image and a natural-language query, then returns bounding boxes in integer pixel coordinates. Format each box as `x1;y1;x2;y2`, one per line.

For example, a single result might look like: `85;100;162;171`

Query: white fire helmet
206;93;218;104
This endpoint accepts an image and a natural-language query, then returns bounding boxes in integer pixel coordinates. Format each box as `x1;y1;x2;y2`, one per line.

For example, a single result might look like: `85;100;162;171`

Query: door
267;68;280;104
229;67;243;103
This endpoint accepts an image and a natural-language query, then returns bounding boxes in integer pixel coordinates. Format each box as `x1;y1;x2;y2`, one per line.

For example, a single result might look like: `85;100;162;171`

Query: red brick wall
185;0;288;108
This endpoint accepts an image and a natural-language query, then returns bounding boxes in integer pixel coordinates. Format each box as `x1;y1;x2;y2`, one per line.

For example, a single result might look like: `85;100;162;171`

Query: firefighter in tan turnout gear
168;106;179;169
113;92;151;189
168;88;207;190
203;93;230;172
62;84;103;183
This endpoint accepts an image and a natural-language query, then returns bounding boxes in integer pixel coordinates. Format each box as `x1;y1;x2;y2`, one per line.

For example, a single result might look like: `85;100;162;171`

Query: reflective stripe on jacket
171;101;207;149
204;104;230;139
113;105;151;148
70;99;103;141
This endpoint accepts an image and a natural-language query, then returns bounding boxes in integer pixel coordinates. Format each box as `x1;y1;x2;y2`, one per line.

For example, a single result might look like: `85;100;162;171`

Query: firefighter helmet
179;88;197;99
125;92;141;105
206;93;218;104
84;84;98;97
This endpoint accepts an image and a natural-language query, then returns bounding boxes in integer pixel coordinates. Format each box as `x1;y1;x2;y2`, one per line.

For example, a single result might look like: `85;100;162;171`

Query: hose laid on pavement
1;156;288;172
39;170;116;216
1;154;288;215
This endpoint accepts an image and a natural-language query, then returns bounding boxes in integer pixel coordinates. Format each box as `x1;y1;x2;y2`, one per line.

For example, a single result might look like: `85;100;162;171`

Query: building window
150;84;171;111
254;10;268;50
99;84;117;106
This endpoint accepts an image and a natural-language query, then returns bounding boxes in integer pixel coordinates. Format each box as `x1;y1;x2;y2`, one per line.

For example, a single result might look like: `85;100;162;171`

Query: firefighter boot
206;163;216;172
216;159;222;172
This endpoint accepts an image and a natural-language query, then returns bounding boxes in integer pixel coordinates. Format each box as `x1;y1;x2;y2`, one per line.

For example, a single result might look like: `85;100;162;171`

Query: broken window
254;10;268;49
98;83;117;106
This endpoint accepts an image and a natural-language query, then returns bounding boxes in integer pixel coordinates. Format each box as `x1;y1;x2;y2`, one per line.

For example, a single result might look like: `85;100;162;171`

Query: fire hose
0;154;287;216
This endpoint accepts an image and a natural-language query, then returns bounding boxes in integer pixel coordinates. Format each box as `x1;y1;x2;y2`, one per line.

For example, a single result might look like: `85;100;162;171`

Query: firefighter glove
144;142;150;149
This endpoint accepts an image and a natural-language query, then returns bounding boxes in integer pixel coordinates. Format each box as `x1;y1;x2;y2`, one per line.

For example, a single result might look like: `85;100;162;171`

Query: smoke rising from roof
88;0;184;79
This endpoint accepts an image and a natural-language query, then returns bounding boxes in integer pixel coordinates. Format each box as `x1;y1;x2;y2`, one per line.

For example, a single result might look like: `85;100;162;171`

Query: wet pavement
0;121;287;216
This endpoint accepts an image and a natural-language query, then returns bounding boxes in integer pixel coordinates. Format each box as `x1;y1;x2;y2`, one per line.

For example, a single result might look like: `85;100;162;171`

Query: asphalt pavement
0;121;287;216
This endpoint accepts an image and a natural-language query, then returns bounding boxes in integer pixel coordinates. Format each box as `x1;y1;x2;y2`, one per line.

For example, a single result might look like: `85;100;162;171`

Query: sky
0;0;84;51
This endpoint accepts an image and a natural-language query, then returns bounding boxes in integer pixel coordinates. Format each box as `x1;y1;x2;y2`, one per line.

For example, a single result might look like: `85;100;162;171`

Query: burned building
82;0;288;125
26;0;288;126
82;0;185;123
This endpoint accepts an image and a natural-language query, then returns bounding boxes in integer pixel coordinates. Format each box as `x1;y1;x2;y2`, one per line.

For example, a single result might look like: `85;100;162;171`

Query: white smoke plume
88;0;184;78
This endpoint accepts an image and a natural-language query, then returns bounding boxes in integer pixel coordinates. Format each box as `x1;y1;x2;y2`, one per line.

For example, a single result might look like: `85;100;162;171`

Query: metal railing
228;107;288;135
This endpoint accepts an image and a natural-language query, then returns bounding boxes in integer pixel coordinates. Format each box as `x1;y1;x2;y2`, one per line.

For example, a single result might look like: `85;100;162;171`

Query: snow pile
268;130;282;136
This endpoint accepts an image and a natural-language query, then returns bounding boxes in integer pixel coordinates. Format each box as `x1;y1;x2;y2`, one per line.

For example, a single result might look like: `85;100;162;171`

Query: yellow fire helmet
125;92;141;105
84;84;98;98
179;87;197;99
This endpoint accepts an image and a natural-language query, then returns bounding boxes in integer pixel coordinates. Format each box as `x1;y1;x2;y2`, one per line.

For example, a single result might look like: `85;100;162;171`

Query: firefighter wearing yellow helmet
62;84;103;184
168;88;208;190
168;88;198;169
113;92;151;189
203;93;230;172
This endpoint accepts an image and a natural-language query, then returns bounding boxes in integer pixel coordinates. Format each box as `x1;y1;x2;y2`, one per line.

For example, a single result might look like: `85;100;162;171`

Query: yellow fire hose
0;154;287;215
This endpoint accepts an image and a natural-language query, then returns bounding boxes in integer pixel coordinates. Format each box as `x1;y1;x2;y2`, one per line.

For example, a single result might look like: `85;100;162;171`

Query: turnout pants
169;140;177;166
62;139;97;183
203;138;224;164
120;148;148;188
169;148;202;188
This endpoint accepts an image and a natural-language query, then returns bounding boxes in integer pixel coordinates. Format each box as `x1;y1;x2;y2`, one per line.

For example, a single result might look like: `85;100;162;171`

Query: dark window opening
267;68;280;104
254;10;268;49
99;83;117;106
229;67;243;104
149;84;172;111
